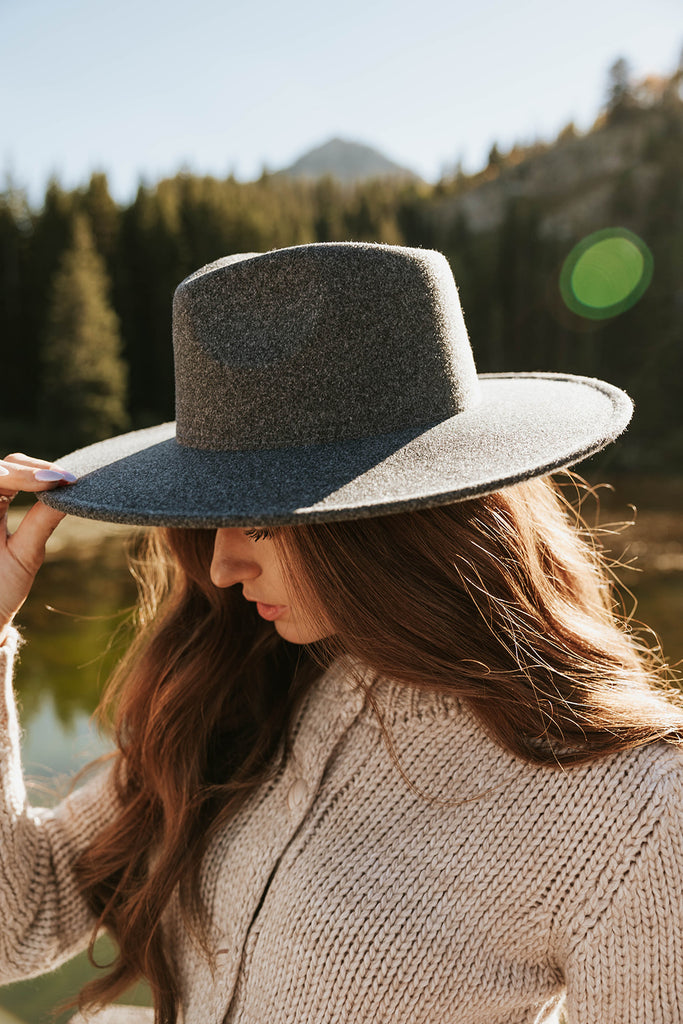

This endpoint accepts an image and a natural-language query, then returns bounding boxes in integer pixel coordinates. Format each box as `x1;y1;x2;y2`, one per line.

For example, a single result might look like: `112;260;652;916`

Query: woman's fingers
0;452;76;528
0;492;17;524
0;453;77;493
0;453;75;637
0;502;66;637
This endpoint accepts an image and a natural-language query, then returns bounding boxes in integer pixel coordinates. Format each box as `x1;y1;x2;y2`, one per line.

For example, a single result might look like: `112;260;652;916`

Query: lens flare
559;228;653;320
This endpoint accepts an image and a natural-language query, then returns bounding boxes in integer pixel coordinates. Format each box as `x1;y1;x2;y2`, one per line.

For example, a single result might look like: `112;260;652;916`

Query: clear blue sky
1;0;681;204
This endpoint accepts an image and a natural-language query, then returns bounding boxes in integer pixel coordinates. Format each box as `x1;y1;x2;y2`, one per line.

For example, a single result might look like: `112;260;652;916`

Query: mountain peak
280;137;421;184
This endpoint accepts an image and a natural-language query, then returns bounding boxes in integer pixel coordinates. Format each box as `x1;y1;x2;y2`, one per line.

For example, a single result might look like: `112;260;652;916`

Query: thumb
8;501;66;573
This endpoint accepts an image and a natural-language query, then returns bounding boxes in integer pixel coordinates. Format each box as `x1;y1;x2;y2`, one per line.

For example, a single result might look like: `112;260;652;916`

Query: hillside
429;98;682;240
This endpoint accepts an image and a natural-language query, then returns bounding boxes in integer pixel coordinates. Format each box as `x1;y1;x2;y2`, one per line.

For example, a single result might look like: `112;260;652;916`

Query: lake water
14;536;138;789
1;489;682;1022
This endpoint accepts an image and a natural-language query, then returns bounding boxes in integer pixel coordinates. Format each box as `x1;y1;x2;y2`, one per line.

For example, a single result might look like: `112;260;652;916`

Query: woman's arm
0;629;120;982
0;453;118;981
562;757;683;1023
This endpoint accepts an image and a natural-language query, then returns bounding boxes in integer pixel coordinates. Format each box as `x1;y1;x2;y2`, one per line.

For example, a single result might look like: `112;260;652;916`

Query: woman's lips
255;601;288;621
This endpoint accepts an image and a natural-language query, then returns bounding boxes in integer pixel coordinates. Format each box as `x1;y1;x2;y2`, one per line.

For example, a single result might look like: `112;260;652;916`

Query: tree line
1;62;681;472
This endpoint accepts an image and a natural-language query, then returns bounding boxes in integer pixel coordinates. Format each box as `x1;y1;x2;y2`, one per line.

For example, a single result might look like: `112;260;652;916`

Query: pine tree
81;172;120;265
487;143;503;168
0;186;30;419
605;57;638;123
41;213;128;451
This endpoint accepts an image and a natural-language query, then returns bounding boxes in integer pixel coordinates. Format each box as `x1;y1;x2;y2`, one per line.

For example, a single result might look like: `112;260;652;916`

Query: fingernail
34;469;75;482
56;470;77;482
0;467;8;476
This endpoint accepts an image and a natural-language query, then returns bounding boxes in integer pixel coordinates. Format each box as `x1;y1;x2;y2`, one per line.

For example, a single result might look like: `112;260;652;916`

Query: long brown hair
73;472;683;1022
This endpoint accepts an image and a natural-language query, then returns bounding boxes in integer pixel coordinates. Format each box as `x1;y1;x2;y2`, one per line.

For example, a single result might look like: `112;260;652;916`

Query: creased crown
173;242;480;451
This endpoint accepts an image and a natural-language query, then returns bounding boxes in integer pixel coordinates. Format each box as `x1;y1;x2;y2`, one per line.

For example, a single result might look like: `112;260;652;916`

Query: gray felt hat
40;241;633;527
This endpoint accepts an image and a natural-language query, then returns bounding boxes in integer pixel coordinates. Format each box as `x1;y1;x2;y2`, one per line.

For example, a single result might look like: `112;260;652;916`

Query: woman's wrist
0;622;16;648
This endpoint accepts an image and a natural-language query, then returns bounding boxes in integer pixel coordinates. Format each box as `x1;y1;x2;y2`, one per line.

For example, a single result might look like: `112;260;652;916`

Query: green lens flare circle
559;228;654;320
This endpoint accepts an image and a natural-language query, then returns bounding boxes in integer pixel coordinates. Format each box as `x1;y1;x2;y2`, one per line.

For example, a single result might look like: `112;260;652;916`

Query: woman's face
210;527;333;645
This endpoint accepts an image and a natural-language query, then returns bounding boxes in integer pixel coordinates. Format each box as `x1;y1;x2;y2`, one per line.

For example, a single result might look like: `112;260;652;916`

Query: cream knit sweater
1;628;682;1024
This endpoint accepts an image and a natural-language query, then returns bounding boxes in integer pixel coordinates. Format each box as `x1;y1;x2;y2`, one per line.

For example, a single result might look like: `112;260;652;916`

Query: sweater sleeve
0;629;121;983
563;756;683;1024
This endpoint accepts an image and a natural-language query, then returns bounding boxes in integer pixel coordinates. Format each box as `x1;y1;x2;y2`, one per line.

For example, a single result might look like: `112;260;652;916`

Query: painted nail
55;470;77;482
34;469;74;482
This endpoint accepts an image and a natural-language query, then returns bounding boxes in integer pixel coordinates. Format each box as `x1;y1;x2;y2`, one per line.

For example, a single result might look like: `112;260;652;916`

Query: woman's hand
0;453;76;643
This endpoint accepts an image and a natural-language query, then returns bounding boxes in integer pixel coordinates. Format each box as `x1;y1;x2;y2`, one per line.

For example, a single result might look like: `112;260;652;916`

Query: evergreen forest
1;61;682;474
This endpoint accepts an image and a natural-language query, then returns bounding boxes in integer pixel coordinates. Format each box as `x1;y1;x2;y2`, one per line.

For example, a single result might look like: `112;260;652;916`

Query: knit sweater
1;628;682;1024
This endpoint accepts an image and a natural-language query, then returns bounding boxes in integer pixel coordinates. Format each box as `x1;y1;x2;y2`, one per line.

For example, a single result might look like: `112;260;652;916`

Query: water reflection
21;693;106;783
14;528;138;795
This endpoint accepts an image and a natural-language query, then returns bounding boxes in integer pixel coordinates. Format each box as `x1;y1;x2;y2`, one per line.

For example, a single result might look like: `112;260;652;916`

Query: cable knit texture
1;631;682;1024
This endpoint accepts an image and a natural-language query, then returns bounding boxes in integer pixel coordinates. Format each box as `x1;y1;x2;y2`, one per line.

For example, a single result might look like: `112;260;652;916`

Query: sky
1;0;681;204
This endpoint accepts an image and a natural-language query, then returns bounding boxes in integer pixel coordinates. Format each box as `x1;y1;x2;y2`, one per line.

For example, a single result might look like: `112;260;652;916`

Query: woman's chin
273;618;332;645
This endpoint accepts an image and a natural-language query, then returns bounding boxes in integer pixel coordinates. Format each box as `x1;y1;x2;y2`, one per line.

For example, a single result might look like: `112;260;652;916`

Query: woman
1;242;681;1024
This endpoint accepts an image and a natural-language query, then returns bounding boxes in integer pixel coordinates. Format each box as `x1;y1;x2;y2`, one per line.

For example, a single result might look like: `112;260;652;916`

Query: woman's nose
210;529;261;588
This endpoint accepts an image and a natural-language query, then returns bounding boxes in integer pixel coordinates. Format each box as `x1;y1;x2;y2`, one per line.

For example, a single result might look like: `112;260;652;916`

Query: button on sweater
1;628;682;1023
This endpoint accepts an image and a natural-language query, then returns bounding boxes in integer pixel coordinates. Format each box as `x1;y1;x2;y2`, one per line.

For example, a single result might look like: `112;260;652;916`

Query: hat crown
172;242;480;451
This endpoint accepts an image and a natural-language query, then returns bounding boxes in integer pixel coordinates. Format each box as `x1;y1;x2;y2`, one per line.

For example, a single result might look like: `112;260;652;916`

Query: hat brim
38;373;632;527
